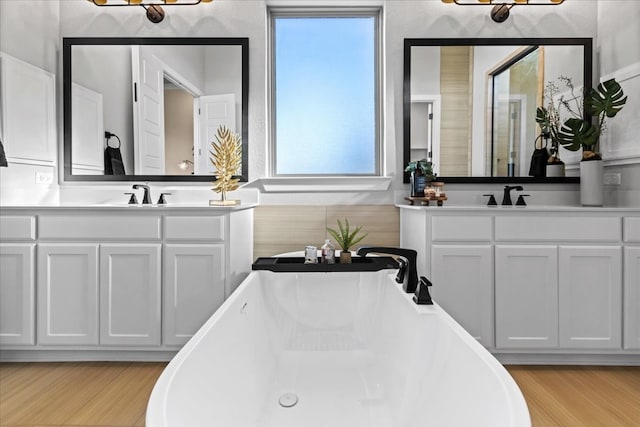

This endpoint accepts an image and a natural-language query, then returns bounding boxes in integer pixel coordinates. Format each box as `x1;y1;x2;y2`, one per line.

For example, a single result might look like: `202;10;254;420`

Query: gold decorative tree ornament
209;125;242;206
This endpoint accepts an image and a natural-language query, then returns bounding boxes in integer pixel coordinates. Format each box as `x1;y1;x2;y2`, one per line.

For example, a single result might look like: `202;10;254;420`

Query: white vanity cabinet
163;244;225;346
0;205;255;361
624;218;640;350
429;216;493;347
37;243;100;346
558;246;622;349
162;215;227;346
0;217;36;346
0;244;36;345
495;245;559;349
99;244;161;346
399;205;639;363
38;243;162;347
36;215;162;347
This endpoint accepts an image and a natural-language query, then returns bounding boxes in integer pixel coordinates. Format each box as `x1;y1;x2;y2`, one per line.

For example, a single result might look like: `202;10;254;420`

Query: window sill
250;177;392;193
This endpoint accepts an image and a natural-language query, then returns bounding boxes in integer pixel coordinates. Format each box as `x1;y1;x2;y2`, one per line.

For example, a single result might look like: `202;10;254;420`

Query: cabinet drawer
432;216;492;241
0;216;36;241
495;216;620;242
624;217;640;242
164;216;225;241
39;216;161;240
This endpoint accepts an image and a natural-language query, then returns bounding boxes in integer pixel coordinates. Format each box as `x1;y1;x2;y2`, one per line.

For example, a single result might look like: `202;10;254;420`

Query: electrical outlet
603;173;621;185
35;171;54;185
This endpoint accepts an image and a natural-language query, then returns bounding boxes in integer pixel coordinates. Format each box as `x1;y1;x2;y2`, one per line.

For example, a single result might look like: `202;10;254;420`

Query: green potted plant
405;159;436;197
556;78;627;160
556;78;627;205
326;219;368;264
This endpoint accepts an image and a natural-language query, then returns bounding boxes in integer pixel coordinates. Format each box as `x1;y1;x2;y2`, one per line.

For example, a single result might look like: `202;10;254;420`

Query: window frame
268;6;383;178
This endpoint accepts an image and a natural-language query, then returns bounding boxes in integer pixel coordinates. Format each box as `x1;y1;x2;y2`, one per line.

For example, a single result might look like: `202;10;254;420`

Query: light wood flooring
0;363;638;426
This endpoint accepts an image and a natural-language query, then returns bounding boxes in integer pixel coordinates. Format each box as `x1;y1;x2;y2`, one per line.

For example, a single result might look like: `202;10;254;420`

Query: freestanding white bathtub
147;269;530;427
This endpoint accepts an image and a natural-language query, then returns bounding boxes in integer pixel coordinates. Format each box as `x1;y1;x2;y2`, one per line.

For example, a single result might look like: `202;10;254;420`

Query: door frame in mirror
63;37;249;182
403;37;592;184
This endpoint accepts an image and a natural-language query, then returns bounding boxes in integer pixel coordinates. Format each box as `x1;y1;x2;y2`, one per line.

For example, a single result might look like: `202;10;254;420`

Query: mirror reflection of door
490;47;541;177
196;94;236;175
132;46;165;175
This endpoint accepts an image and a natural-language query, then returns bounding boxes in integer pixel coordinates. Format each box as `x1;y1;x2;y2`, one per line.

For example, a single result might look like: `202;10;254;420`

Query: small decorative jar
433;182;445;197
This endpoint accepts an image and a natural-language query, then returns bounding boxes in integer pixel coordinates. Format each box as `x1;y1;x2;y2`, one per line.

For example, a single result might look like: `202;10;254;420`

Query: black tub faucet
133;184;152;204
356;247;418;293
502;185;523;206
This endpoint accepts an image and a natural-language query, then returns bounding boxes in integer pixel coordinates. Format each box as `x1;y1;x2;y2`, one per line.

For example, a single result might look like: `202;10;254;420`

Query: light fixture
442;0;565;23
178;159;194;171
87;0;214;24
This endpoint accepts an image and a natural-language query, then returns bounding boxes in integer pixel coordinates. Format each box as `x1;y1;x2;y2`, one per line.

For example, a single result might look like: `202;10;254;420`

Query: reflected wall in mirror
63;37;249;182
404;38;592;183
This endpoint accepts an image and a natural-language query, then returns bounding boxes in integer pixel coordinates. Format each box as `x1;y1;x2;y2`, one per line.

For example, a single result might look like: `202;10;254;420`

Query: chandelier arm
450;0;564;5
90;0;203;6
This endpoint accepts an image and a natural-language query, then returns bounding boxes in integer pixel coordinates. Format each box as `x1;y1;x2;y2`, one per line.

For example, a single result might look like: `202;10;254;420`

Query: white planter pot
546;162;565;177
580;159;604;206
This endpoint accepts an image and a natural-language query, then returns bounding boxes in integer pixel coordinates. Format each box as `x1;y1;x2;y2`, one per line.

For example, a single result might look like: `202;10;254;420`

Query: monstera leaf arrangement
557;78;627;161
209;125;242;206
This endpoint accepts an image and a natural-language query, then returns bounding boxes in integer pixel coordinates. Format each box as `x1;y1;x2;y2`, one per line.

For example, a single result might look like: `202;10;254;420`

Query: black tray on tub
252;256;399;272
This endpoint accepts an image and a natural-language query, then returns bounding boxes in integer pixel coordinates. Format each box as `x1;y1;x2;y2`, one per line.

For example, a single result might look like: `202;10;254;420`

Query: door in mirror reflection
490;47;540;178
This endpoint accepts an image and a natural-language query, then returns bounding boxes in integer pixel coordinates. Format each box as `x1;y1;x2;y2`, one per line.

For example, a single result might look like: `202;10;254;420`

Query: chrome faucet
132;184;152;204
502;185;523;206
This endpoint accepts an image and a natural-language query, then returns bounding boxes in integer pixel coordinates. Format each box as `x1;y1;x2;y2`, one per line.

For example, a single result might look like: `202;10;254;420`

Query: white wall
0;0;61;205
597;0;640;206
1;0;638;207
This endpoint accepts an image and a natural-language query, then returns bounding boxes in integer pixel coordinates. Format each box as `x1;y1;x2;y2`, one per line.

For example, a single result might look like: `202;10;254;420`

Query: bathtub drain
278;393;298;408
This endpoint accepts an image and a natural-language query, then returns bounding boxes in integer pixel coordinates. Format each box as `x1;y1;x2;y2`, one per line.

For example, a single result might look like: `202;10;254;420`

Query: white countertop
395;203;640;213
0;202;259;212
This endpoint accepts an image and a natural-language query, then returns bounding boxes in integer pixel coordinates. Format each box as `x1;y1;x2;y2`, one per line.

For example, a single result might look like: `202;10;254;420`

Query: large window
270;9;381;176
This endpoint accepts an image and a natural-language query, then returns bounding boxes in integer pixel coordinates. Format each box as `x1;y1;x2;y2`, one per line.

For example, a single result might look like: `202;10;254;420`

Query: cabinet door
0;244;35;345
431;245;493;347
38;244;99;345
495;245;558;349
164;244;225;346
624;246;640;350
559;246;622;349
100;244;161;346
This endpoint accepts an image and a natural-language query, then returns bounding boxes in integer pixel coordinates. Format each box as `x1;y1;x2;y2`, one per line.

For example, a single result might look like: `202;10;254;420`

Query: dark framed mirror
63;37;249;182
403;37;592;183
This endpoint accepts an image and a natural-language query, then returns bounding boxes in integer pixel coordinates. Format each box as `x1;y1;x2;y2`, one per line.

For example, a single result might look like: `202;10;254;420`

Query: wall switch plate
35;171;54;185
603;173;621;185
